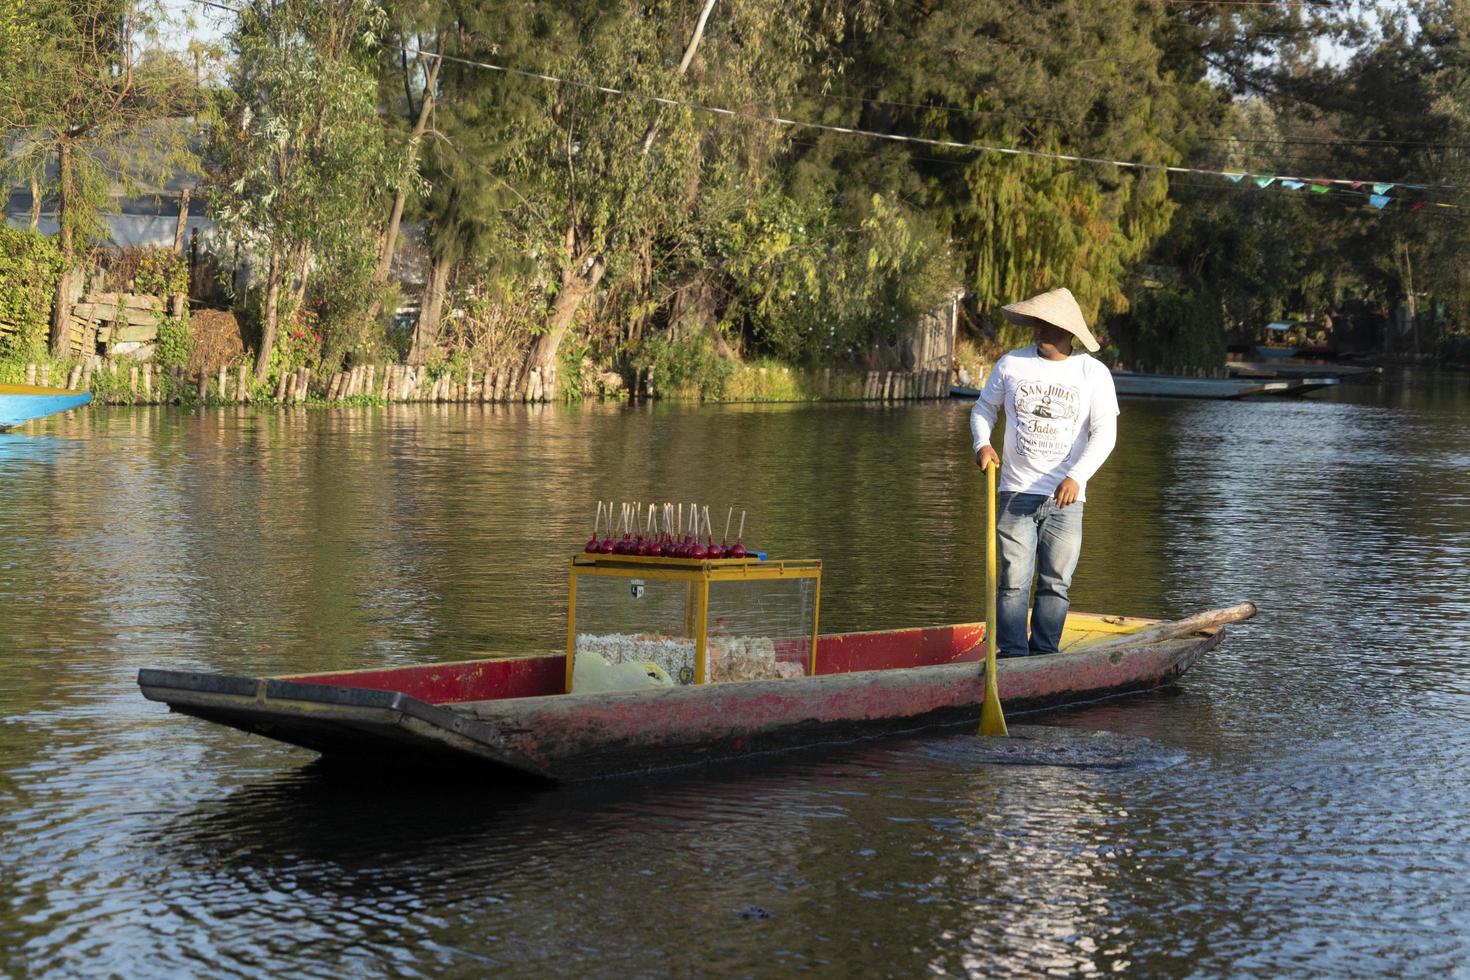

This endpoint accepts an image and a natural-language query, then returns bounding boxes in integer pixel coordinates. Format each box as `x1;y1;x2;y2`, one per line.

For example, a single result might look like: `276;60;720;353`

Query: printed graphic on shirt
1013;380;1080;461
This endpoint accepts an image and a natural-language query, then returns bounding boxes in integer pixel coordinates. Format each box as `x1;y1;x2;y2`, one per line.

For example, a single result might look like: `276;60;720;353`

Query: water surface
2;372;1468;976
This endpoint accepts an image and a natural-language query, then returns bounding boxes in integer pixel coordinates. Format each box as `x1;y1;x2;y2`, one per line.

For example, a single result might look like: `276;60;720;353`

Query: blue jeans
995;493;1084;658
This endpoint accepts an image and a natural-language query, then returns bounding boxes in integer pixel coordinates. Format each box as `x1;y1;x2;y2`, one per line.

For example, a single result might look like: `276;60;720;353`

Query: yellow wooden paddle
978;460;1009;736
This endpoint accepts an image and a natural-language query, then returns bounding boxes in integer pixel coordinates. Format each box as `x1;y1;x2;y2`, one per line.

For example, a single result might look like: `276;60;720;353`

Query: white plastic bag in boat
571;649;674;694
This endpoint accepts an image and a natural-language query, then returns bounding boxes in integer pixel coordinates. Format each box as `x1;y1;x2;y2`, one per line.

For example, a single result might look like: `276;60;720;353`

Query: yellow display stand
566;555;822;691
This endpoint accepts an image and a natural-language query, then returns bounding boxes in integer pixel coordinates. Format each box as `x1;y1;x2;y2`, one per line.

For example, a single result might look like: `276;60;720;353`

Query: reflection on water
2;374;1468;976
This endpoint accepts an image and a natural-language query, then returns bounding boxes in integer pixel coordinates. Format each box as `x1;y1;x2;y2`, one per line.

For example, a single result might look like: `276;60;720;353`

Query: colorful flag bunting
1254;176;1276;188
1369;194;1391;209
1281;179;1306;190
1224;172;1246;182
1373;183;1395;195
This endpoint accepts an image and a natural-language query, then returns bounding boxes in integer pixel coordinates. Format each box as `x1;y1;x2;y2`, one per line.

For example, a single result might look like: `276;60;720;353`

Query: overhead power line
177;0;1461;199
406;47;1463;194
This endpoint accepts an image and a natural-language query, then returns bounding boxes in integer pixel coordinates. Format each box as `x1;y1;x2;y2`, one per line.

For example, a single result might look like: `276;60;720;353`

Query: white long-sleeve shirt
969;346;1119;502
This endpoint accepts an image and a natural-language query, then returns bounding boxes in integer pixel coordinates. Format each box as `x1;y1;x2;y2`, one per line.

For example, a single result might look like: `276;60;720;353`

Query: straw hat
1001;287;1100;353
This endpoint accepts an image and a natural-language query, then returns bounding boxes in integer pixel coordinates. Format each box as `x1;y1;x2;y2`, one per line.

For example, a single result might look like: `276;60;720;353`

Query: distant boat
951;371;1338;401
1253;345;1299;359
0;384;93;431
1227;359;1378;381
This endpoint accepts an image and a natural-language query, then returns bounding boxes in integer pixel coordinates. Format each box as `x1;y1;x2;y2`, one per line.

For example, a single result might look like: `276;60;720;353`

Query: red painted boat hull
137;614;1226;782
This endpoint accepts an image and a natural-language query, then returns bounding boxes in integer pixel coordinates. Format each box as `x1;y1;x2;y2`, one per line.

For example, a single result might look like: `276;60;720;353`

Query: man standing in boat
970;287;1119;658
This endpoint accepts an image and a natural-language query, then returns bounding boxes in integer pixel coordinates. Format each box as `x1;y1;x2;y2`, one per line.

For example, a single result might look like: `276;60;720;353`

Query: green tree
208;0;393;383
419;0;847;397
0;0;197;354
788;0;1193;330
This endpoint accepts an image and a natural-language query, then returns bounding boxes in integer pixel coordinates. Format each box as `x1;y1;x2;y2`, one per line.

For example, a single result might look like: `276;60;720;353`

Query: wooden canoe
137;604;1254;782
0;383;93;430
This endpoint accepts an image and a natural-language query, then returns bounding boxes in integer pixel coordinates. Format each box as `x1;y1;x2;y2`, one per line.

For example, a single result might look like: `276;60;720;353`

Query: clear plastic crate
566;555;821;692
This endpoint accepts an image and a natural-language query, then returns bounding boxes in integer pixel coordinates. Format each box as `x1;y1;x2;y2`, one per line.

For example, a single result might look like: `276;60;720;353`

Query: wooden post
466;366;476;401
218;365;228;401
364;364;375;399
493;371;506;403
129;366;139;399
947;295;958;384
81;359;94;391
40;363;51;387
297;367;311;402
327;372;342;401
67;364;82;390
142;363;152;402
237;364;250;403
25;364;37;385
197;371;209;402
274;370;288;403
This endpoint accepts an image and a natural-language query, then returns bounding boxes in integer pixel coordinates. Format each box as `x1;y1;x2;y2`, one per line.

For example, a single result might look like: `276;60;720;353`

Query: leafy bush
0;226;63;362
268;311;323;378
630;335;732;399
714;192;956;365
721;359;818;401
1105;285;1225;373
155;314;192;369
1440;332;1470;366
132;248;189;296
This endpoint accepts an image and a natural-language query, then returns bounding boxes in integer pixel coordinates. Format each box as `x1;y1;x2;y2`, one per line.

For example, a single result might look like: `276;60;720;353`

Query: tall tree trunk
409;254;452;365
173;187;191;254
374;53;441;285
639;0;719;154
28;175;41;230
49;141;75;356
289;242;312;313
255;248;284;384
670;270;734;357
1401;241;1418;355
521;251;607;401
